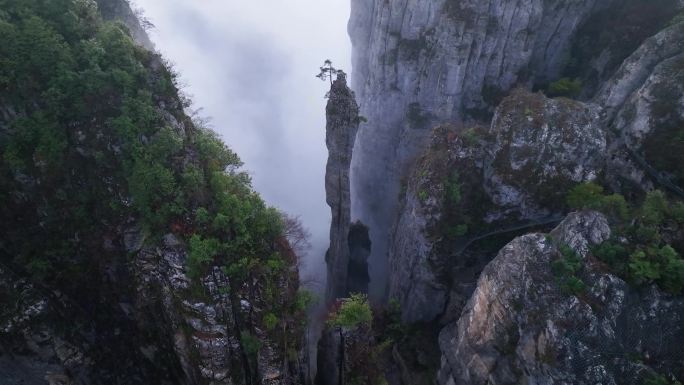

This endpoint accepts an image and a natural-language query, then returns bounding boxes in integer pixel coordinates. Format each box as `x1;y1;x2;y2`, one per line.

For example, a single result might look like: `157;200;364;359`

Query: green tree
329;293;373;329
316;59;339;86
642;190;669;225
567;182;605;210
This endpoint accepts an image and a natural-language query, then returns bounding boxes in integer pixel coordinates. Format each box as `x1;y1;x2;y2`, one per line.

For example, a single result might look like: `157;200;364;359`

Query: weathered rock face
437;211;684;385
134;234;305;385
325;73;361;301
0;232;305;385
388;88;607;323
387;124;485;323
561;0;682;98
0;249;189;385
348;0;614;298
484;89;606;219
384;14;684;325
597;20;684;195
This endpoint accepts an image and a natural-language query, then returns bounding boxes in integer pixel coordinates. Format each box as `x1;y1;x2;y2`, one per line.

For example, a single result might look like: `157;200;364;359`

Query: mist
133;0;352;289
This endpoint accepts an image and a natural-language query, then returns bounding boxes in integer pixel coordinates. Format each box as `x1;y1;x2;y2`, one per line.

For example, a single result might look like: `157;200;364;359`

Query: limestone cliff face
389;88;607;323
325;73;361;300
596;20;684;195
438;211;684;385
381;8;684;324
348;0;614;298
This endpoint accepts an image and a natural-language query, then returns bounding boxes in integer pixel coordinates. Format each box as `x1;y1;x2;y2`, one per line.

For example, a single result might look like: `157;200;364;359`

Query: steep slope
348;0;614;298
368;1;684;323
95;0;154;50
345;2;684;383
438;211;684;385
0;1;307;384
390;88;606;323
348;0;684;299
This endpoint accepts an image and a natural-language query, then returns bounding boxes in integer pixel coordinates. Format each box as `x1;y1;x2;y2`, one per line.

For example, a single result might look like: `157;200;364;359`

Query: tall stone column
324;72;360;301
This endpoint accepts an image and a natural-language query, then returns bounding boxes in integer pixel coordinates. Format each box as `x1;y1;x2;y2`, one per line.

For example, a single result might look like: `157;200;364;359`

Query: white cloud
133;0;352;282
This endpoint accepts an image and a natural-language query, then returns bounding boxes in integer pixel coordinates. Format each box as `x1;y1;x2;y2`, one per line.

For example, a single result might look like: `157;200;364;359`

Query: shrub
552;243;586;295
263;313;279;331
567;183;629;220
329;293;373;329
195;207;210;225
672;202;684;224
295;289;316;312
418;190;429;202
629;250;662;283
187;235;221;278
660;246;684;295
642;190;668;225
447;224;469;238
593;241;629;272
560;276;587;295
445;172;462;205
547;78;582;98
601;194;630;220
567;183;606;210
646;374;682;385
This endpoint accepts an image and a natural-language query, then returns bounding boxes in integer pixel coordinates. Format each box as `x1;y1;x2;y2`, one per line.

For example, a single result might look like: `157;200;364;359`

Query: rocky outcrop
597;20;684;194
0;231;305;385
484;89;606;218
595;20;684;120
348;0;615;298
325;73;361;301
437;211;684;385
0;265;96;385
388;124;489;324
134;233;305;385
389;88;606;323
385;13;684;324
95;0;155;50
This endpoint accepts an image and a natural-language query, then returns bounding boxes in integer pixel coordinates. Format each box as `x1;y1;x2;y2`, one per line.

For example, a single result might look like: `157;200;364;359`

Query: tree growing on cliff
316;59;339;86
328;293;373;329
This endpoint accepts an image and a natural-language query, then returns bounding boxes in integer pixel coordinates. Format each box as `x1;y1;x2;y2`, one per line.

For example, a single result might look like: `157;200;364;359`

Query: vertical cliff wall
348;0;613;298
325;73;361;300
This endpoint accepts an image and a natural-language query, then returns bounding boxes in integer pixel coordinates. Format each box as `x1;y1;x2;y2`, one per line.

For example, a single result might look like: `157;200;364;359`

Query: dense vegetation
567;183;684;295
0;0;306;381
1;0;191;283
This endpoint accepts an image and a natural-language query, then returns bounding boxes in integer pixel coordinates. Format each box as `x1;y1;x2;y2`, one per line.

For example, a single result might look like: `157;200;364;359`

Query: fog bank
134;0;352;286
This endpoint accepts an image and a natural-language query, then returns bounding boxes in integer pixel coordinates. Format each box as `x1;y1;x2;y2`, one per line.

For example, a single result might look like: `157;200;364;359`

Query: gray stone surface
437;211;684;385
389;89;607;324
348;0;612;298
325;73;361;300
